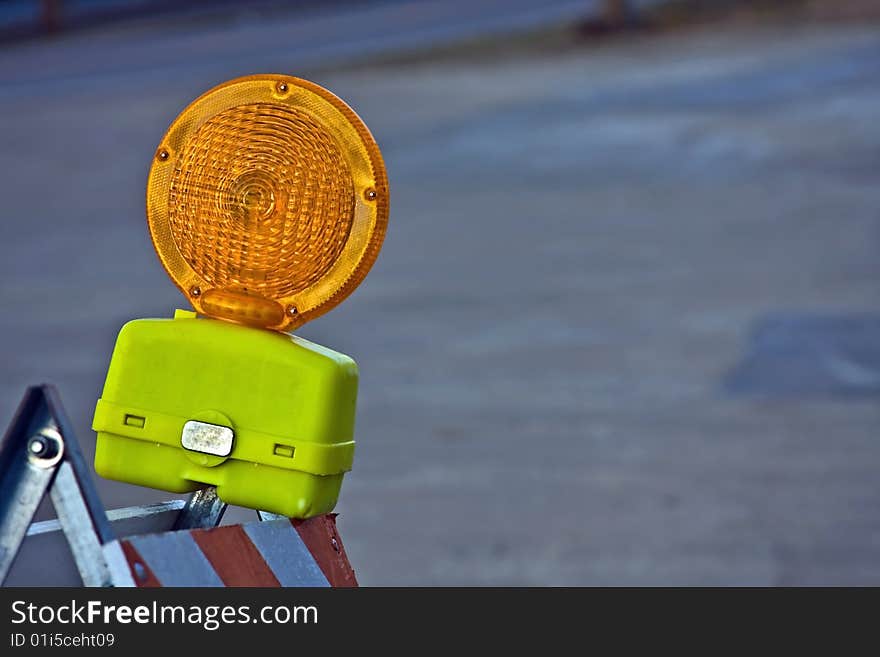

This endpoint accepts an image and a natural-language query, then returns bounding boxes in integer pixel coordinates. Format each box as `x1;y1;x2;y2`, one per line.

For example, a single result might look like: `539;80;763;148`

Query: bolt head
27;431;62;466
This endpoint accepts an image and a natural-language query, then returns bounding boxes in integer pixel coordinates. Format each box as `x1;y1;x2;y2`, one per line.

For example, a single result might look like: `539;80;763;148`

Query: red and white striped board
111;514;356;587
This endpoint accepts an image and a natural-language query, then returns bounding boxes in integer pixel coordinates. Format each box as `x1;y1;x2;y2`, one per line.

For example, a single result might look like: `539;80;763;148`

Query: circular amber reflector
147;75;388;331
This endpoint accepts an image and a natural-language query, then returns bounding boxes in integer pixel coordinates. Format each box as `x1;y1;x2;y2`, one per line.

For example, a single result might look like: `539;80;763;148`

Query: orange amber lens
147;75;388;331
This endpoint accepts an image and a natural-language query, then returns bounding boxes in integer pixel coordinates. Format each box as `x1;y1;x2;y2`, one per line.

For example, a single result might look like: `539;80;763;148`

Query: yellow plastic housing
92;311;358;518
147;75;389;331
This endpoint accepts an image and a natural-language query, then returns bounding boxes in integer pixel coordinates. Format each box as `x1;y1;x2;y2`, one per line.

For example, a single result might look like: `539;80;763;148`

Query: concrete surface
1;7;879;584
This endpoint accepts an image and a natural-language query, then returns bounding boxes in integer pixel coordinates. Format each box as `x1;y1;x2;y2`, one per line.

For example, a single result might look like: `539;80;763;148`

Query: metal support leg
0;388;61;583
50;462;114;586
0;385;115;586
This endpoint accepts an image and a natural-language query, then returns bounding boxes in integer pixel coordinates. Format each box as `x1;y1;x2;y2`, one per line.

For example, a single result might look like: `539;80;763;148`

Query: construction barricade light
92;76;388;519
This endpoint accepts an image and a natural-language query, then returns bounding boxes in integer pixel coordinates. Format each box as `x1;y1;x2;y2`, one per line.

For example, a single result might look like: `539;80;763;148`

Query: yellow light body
93;310;358;518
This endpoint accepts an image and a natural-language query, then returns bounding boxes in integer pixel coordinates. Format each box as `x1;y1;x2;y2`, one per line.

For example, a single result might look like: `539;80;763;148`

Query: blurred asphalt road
1;4;879;584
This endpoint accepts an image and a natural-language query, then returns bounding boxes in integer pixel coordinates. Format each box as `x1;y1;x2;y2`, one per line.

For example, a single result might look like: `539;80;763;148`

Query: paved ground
1;6;879;584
